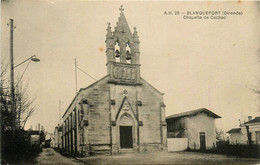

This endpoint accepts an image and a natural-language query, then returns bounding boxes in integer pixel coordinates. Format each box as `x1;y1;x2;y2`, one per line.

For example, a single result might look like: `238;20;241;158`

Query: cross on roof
119;5;124;12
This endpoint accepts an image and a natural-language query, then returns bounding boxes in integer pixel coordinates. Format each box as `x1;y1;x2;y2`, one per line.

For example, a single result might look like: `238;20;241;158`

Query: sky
1;0;260;134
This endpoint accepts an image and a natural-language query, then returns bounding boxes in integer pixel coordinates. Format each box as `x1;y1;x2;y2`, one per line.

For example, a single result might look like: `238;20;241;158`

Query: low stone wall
141;143;164;152
167;138;188;152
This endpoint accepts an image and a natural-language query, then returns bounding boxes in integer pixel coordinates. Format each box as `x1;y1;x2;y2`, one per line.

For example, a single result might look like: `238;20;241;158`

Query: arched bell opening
126;42;132;64
115;40;121;62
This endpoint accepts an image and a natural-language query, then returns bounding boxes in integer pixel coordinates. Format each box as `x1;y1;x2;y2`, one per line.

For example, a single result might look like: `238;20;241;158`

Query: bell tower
106;5;141;85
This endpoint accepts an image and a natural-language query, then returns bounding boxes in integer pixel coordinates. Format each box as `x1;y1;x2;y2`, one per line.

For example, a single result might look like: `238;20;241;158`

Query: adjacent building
27;125;45;150
54;124;62;148
240;117;260;144
28;130;42;147
227;116;260;144
61;6;167;156
226;128;241;144
166;108;221;150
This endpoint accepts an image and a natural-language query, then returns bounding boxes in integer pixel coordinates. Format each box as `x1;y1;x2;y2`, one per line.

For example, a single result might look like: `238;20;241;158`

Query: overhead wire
76;66;97;81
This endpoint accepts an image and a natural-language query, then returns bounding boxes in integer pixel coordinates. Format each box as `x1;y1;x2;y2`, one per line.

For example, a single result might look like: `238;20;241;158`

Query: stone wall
139;78;167;151
62;76;167;155
81;76;111;155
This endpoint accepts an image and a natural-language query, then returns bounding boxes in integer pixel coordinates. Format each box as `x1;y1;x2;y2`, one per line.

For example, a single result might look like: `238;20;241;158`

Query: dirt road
35;148;82;165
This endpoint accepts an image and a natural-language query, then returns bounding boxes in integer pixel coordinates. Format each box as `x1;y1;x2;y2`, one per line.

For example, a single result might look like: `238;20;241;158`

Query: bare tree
216;128;225;141
1;60;36;131
246;44;260;144
15;81;36;129
1;60;11;131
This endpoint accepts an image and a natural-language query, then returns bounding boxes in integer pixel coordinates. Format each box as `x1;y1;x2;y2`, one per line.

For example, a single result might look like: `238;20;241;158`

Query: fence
167;138;188;152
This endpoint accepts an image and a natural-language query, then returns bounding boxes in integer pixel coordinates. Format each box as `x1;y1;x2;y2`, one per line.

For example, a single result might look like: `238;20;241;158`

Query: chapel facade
61;6;167;155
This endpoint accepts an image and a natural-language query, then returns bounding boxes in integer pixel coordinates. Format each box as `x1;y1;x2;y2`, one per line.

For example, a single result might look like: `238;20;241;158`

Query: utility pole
74;59;78;94
208;84;211;110
59;100;61;124
9;18;16;153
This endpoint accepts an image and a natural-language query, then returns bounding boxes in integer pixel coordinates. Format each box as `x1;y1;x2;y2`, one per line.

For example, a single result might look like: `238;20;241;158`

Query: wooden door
120;126;133;148
200;132;206;150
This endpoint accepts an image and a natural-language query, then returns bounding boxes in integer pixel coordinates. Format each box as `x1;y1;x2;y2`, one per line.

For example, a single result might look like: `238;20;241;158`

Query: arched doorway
118;113;135;149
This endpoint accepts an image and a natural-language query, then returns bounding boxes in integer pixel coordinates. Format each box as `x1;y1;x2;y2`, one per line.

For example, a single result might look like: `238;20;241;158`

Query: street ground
78;151;260;164
34;148;83;165
30;148;260;165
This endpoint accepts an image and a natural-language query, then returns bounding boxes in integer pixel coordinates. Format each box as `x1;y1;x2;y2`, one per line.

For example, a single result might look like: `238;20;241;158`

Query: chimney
248;116;252;121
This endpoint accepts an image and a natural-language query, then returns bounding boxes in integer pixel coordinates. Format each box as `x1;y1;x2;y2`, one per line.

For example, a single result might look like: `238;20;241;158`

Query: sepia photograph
1;0;260;164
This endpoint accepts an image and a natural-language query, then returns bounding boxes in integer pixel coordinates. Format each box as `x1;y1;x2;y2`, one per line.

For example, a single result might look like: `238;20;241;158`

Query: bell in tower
105;5;141;85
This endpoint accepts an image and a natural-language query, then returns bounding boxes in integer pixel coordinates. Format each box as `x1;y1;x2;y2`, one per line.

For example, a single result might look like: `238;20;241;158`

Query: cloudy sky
1;0;260;133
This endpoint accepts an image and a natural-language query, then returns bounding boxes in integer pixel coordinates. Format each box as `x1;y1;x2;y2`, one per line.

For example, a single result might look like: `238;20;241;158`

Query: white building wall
229;133;241;144
241;124;260;144
54;127;58;148
186;113;216;149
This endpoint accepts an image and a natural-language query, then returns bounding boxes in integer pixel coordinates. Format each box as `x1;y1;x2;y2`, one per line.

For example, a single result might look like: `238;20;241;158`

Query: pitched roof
227;128;241;133
115;11;132;37
242;117;260;125
140;77;164;95
62;75;109;118
166;108;221;120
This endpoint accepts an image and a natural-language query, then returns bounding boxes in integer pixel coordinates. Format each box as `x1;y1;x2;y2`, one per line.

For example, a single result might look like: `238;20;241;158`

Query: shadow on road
1;150;41;165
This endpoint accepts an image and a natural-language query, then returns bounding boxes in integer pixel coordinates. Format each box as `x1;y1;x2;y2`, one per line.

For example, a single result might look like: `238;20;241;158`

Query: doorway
199;132;206;150
120;126;133;148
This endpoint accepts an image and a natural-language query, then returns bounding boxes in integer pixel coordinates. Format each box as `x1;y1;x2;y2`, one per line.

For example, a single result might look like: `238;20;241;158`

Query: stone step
119;148;136;154
92;149;110;155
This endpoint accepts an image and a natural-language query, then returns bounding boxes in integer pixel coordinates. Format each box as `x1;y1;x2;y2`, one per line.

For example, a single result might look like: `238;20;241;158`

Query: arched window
115;41;120;62
126;42;131;64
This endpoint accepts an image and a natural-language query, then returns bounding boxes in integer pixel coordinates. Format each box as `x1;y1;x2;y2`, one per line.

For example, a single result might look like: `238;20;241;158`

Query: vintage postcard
1;0;260;164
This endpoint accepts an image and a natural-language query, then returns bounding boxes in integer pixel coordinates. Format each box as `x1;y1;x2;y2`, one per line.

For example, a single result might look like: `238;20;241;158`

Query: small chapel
61;5;167;155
